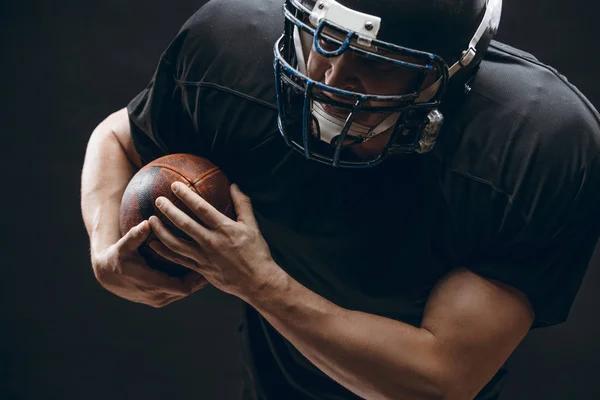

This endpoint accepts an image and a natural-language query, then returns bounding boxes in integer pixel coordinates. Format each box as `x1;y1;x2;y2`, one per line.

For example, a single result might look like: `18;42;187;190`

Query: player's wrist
244;261;290;306
89;212;122;261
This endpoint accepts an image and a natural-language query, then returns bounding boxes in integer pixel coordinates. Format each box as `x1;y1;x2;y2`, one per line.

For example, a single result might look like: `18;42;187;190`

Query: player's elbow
379;362;456;400
376;344;459;400
420;373;455;400
416;348;462;400
429;366;479;400
397;354;469;400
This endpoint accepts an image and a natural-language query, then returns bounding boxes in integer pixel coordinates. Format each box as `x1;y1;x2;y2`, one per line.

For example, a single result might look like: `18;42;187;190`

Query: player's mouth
322;103;351;119
319;94;373;122
321;102;378;126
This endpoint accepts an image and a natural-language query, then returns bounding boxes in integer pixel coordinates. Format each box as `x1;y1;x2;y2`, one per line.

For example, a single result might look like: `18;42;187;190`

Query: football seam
150;163;221;186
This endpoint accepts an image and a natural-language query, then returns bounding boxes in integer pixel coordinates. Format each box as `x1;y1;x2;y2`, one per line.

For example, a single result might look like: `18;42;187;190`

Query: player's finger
183;271;211;293
141;292;183;308
230;183;258;227
170;182;230;229
154;196;212;242
156;294;185;308
117;220;151;254
148;240;201;273
148;216;208;264
130;263;197;297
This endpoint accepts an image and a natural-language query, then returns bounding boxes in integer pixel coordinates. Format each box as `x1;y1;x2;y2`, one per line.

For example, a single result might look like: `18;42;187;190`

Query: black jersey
127;1;600;399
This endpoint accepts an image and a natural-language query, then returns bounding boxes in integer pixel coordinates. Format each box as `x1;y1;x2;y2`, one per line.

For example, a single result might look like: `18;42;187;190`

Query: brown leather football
119;153;234;278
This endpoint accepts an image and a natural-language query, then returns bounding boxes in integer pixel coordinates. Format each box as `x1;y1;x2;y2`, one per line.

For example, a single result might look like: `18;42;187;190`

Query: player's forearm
249;273;448;400
80;119;138;259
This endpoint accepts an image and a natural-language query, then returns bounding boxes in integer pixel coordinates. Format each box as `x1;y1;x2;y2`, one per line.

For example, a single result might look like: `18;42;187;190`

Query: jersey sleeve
463;151;600;329
127;52;210;165
125;0;280;167
441;67;600;328
125;15;213;166
467;217;599;329
127;58;176;165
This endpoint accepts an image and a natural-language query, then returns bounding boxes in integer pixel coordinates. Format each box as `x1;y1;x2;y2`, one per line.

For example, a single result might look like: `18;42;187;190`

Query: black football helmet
274;0;502;167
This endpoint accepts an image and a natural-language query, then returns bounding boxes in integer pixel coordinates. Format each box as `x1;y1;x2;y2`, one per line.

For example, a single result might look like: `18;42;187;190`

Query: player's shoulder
475;40;600;133
157;0;283;103
175;0;283;56
436;40;600;231
444;39;600;178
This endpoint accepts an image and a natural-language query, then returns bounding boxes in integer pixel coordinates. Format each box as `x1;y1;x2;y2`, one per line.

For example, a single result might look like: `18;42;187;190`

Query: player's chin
322;104;377;125
308;136;378;162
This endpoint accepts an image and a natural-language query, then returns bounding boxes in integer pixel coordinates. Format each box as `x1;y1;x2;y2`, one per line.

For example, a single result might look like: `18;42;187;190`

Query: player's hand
92;220;207;308
147;182;286;302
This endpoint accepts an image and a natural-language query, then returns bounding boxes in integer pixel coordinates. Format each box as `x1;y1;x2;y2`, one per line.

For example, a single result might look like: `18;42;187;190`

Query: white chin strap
312;102;400;144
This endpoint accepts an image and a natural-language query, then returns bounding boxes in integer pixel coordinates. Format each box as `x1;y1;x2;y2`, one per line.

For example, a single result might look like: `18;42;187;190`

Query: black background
2;1;599;399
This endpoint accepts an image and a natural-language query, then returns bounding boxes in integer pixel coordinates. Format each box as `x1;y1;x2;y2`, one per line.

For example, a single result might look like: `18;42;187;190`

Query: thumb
118;220;151;254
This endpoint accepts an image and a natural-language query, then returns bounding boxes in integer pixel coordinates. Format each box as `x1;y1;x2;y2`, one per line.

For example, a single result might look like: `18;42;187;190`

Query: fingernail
155;198;164;207
171;182;179;193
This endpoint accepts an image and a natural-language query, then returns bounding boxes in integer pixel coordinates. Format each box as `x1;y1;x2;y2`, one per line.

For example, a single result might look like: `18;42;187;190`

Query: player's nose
324;52;363;93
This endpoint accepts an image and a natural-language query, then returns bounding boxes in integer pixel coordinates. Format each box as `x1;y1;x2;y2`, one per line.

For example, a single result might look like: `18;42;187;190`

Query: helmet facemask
274;0;502;168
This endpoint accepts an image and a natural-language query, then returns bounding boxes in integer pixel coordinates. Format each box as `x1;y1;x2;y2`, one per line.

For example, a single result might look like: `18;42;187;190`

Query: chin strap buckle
449;47;477;78
460;48;477;68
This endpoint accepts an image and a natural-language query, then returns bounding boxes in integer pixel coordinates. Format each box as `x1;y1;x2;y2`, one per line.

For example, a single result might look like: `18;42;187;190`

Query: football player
81;1;600;399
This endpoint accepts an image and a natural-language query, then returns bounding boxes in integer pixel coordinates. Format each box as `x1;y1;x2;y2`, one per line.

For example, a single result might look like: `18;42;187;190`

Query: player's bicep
421;267;534;400
105;107;143;169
